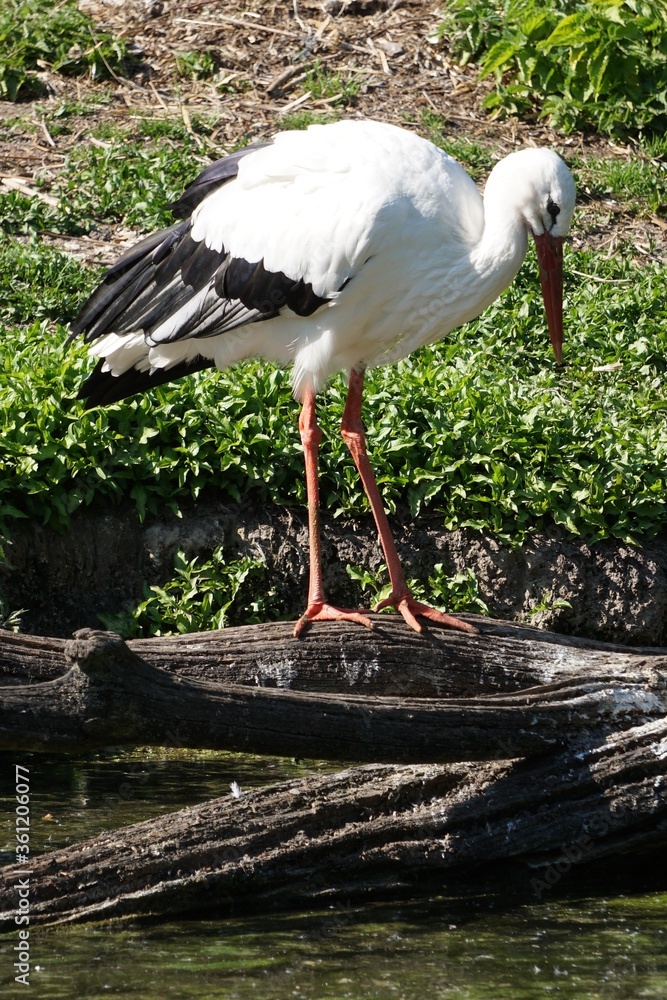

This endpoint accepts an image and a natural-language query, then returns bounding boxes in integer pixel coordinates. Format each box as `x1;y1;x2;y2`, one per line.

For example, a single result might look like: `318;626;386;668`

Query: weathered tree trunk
1;718;666;928
2;616;666;693
1;619;666;927
2;623;666;758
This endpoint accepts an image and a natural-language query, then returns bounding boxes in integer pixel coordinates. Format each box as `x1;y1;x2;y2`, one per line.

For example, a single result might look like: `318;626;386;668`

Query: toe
374;593;477;634
294;602;375;637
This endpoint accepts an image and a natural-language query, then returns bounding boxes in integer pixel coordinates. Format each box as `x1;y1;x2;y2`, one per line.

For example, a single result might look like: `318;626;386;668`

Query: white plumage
71;118;576;636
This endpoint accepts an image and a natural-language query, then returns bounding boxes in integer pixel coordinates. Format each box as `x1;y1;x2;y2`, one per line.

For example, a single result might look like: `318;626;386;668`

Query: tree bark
1;717;666;928
1;618;666;927
2;615;667;693
1;623;666;759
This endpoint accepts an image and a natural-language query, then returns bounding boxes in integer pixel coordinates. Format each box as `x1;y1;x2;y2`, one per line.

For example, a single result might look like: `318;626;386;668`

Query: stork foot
374;593;478;635
293;602;375;638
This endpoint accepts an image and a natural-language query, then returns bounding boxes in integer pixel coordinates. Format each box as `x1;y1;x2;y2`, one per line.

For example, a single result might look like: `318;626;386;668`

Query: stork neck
473;196;529;290
468;154;534;301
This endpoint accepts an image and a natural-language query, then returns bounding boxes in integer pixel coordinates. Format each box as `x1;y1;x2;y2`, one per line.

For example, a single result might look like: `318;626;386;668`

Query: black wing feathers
78;356;215;408
169;142;273;218
71;138;331;407
69;221;190;343
222;257;327;317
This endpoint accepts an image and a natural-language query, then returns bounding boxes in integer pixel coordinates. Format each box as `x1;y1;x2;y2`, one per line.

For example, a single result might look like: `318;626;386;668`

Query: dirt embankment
3;500;666;645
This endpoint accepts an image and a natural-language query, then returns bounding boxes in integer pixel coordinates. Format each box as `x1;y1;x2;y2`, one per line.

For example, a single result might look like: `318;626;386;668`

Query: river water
1;750;666;999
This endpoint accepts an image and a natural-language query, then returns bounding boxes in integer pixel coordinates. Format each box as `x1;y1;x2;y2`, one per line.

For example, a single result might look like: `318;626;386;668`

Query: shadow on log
1;617;667;927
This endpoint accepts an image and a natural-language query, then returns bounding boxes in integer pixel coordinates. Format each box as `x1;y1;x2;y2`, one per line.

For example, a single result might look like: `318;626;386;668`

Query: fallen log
1;619;666;927
2;616;667;694
1;716;666;928
1;624;666;758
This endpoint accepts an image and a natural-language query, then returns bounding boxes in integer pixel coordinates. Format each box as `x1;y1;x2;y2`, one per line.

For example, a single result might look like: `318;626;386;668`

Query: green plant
34;94;113;136
99;550;283;637
138;114;215;141
0;119;214;236
0;0;129;100
528;590;572;614
61;140;204;230
346;564;393;606
0;332;304;535
439;0;667;137
174;50;218;81
0;595;24;632
419;111;499;179
303;62;360;105
279;110;341;131
0;190;58;237
0;239;93;324
45;94;112;118
572;150;667;215
347;563;489;615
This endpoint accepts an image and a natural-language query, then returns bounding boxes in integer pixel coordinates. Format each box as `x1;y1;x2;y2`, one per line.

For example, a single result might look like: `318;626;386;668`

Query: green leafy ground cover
0;0;128;100
0;2;666;633
438;0;667;137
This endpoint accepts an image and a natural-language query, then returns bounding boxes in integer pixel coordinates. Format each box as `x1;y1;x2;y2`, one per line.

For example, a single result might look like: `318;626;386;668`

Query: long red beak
534;231;564;364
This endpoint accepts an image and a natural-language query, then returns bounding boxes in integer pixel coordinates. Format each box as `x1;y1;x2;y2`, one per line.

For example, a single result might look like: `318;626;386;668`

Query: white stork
70;119;576;637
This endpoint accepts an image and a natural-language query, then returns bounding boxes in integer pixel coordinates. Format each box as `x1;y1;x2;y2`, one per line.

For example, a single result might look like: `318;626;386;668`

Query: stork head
486;148;576;363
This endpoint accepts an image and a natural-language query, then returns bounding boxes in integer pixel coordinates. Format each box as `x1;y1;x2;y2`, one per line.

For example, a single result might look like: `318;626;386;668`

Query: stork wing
70;121;471;406
70;135;344;354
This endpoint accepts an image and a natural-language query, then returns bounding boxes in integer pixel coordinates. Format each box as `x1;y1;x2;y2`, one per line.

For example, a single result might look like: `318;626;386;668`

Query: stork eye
546;196;560;225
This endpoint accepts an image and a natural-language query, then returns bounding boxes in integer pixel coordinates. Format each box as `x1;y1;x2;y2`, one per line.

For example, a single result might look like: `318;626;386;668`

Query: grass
1;125;207;236
418;112;498;180
0;0;129;100
573;148;667;215
303;62;361;106
279;110;342;131
53;139;205;231
0;240;93;325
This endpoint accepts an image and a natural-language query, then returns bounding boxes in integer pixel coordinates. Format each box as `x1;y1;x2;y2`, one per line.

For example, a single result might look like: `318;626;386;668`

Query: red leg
293;385;374;637
340;369;477;635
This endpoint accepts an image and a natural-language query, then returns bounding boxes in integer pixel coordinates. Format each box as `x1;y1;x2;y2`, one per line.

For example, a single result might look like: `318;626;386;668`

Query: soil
1;0;666;645
3;497;667;645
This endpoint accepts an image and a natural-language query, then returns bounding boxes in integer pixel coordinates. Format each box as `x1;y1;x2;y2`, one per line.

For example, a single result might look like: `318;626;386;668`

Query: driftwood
1;618;667;927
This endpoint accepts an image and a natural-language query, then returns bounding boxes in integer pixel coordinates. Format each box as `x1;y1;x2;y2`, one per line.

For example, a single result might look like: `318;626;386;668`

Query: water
1;751;666;999
2;891;666;999
0;749;332;860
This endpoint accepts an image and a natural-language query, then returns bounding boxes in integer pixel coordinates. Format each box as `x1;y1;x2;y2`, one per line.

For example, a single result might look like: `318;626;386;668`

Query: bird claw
293;602;375;638
373;593;478;635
